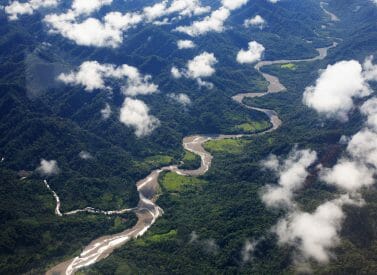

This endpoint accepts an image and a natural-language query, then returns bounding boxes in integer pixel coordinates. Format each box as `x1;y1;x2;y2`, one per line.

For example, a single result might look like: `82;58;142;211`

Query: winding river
320;2;340;22
46;42;337;275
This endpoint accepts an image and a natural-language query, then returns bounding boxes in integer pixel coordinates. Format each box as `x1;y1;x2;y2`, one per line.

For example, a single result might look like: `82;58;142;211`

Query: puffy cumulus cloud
175;0;248;37
363;55;377;81
321;160;374;192
320;98;377;193
58;61;158;96
303;58;377;121
171;66;182;79
261;148;317;208
36;159;60;176
101;103;112;119
261;152;366;265
361;97;377;131
143;1;168;21
244;15;266;29
274;195;359;264
58;61;110;91
237;41;265;64
222;0;249;11
347;130;377;169
167;0;210;16
120;98;160;137
187;52;218;78
172;52;218;88
168;93;191;106
59;61;159;137
175;7;230;36
44;0;210;47
5;0;58;20
303;58;377;193
259;149;367;265
71;0;112;16
270;57;377;266
144;0;210;21
44;10;143;48
177;39;196;49
268;0;280;3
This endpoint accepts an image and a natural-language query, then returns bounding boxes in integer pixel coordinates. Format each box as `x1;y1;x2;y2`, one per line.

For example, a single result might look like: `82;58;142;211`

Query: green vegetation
135;230;178;246
281;63;296;70
204;139;251;155
1;0;377;274
85;1;377;272
233;121;270;133
182;151;197;163
160;172;206;192
0;168;137;274
143;155;174;168
180;150;201;170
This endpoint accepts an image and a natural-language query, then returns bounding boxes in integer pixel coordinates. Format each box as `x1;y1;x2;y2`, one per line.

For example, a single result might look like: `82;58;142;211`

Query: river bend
46;42;336;275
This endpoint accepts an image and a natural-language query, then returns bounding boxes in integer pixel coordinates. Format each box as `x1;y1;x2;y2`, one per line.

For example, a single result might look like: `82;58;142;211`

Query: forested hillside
0;0;376;274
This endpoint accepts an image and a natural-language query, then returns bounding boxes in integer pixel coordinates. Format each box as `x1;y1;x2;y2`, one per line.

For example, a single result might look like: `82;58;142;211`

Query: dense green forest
0;0;376;274
85;0;377;274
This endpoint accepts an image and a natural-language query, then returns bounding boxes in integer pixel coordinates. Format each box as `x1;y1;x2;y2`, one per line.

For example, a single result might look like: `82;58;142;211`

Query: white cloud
44;11;142;48
303;59;375;121
186;52;218;79
268;0;280;3
303;58;377;194
101;103;112;119
167;0;210;16
347;129;377;168
72;0;112;16
237;41;265;64
168;93;191;106
44;0;210;48
5;0;58;20
222;0;249;11
275;195;359;263
172;52;217;88
363;55;377;81
274;56;377;266
58;61;158;96
244;15;266;28
144;0;210;21
36;159;60;176
177;39;196;49
174;0;249;37
119;98;160;137
58;61;109;91
175;7;230;36
79;151;93;160
261;148;317;208
361;97;377;131
259;148;369;265
321;160;374;192
59;62;159;137
143;1;168;21
171;66;182;78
